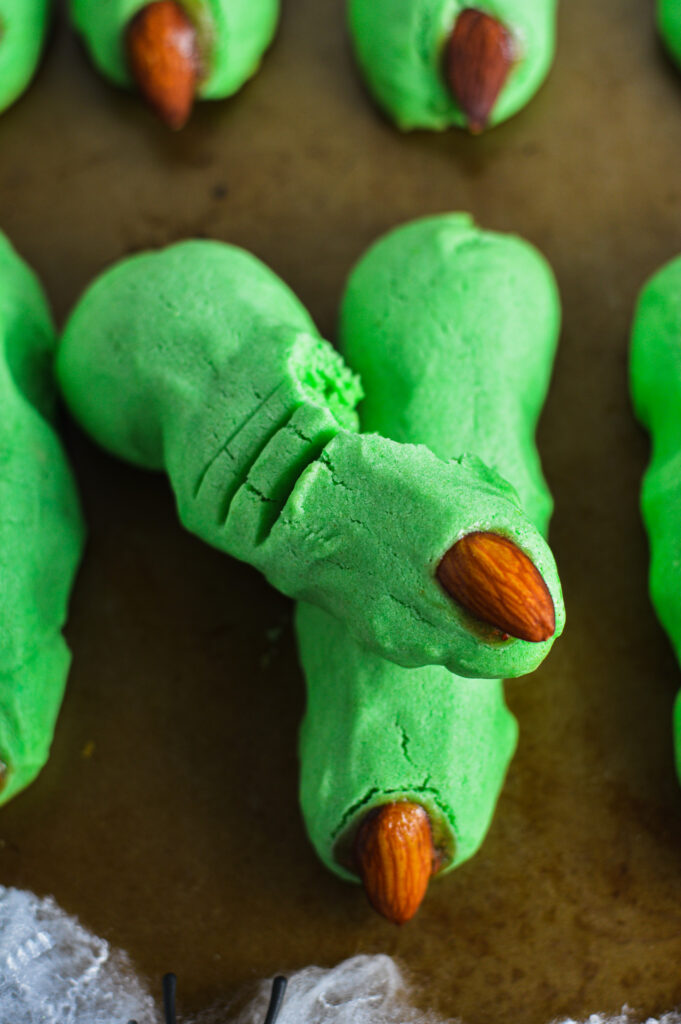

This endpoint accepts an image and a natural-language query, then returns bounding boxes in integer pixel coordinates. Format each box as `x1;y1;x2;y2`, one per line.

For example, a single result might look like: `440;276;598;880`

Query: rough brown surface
1;1;681;1022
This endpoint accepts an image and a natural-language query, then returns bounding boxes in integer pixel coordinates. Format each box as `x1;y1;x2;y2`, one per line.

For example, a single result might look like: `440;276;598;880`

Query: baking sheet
2;0;681;1021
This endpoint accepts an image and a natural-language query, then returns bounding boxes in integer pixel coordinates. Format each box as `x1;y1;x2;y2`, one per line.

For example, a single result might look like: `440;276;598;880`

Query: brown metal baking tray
2;1;681;1021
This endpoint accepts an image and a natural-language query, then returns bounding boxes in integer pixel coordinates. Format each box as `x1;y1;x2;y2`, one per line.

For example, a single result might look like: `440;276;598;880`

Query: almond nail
437;531;556;643
446;8;515;134
354;802;434;925
126;1;199;130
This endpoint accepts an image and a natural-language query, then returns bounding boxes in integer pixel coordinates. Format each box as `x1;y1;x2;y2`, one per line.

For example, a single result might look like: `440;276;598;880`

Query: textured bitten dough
0;0;51;114
57;239;561;679
659;0;681;69
297;213;561;878
631;254;681;782
348;0;557;131
0;232;84;805
70;0;278;99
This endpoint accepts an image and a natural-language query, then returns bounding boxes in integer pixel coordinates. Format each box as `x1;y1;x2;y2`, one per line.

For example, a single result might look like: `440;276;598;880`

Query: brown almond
354;802;434;925
437;531;555;643
126;1;199;130
446;8;515;134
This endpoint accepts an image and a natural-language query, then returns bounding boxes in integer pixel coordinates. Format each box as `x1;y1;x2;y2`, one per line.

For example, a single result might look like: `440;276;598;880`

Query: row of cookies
2;2;678;130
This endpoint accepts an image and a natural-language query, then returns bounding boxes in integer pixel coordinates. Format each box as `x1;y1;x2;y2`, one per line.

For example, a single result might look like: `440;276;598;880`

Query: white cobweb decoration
199;956;681;1024
228;953;451;1024
0;882;680;1024
0;884;157;1024
556;1016;681;1024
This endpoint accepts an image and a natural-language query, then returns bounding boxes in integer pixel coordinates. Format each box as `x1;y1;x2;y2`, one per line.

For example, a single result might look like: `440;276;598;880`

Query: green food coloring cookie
0;231;84;806
348;0;557;131
298;213;562;881
71;0;278;101
0;0;50;114
631;253;681;783
57;238;561;680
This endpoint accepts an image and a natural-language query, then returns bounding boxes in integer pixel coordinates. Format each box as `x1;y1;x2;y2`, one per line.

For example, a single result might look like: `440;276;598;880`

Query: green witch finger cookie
659;0;681;69
631;254;681;783
297;213;562;923
57;239;563;680
298;606;518;923
70;0;278;129
349;0;558;133
0;0;51;114
0;231;84;806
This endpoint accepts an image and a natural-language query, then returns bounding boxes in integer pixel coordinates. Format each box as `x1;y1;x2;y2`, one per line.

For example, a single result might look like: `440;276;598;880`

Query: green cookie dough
340;213;561;533
348;0;557;131
659;0;681;68
0;231;84;806
57;239;561;680
630;253;681;784
297;214;561;880
70;0;278;99
0;0;50;114
297;604;517;881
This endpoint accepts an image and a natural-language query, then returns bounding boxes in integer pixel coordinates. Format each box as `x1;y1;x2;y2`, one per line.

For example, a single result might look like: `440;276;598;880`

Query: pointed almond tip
437;531;556;643
446;8;515;134
354;802;434;925
126;1;199;130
